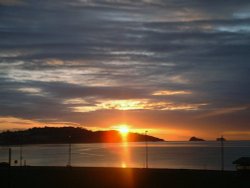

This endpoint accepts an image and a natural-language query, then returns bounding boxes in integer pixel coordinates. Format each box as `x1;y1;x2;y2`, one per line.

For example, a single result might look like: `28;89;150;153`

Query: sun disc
118;125;129;135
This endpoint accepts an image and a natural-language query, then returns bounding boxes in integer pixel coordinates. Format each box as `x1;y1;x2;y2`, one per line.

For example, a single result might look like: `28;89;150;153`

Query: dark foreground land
0;166;249;188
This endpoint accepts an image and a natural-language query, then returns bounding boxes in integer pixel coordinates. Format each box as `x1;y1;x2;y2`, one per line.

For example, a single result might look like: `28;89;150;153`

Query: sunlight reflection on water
1;141;250;170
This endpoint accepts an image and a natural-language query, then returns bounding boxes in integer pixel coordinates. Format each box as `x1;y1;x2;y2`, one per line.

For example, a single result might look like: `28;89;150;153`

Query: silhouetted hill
0;127;164;145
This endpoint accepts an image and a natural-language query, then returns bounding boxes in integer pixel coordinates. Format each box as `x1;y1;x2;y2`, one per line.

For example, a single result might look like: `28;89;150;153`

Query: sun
118;125;129;135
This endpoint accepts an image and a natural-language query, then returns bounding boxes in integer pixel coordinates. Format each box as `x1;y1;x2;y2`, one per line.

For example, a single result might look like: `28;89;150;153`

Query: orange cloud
71;99;206;112
0;117;80;131
0;116;43;131
152;90;192;96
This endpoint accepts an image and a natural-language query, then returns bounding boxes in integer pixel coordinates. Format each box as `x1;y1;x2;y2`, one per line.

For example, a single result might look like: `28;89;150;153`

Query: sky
0;0;250;140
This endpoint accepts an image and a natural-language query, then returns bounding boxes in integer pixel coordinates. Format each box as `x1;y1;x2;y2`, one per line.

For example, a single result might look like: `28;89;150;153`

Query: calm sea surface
1;141;250;170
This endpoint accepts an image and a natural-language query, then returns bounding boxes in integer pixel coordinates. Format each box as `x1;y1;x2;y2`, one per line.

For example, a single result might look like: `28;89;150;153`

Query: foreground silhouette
0;166;249;188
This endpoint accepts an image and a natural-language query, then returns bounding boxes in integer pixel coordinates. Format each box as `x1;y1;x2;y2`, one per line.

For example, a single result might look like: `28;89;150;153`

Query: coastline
1;141;250;170
0;166;249;188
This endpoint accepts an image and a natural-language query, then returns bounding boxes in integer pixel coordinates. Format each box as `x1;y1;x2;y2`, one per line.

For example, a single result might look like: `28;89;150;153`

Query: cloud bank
0;0;250;140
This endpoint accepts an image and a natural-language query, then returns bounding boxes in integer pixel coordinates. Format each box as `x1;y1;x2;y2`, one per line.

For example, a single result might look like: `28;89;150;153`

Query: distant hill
189;136;205;141
0;127;164;145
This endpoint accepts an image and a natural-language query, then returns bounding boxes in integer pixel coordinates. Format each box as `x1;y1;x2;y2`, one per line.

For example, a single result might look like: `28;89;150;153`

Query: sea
1;141;250;170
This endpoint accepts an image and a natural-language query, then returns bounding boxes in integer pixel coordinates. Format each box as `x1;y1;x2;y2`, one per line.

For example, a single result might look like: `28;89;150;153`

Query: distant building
216;137;226;141
233;157;250;171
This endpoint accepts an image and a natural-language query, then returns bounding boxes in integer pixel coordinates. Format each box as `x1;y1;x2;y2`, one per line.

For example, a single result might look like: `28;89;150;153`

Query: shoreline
1;166;249;188
1;140;250;146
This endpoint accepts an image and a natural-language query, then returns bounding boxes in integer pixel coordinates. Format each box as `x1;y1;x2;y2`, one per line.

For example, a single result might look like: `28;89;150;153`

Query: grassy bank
0;166;249;188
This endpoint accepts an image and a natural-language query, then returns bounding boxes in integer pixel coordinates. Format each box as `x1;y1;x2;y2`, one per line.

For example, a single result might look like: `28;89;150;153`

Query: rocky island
189;136;205;141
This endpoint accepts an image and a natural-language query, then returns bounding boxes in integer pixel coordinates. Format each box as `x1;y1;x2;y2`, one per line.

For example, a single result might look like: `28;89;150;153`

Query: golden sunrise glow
117;125;129;135
113;124;131;142
71;98;206;112
100;99;146;110
71;99;147;112
152;90;192;96
121;162;127;168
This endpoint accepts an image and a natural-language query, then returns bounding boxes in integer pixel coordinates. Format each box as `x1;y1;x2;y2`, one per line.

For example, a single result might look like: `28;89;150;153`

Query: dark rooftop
232;157;250;165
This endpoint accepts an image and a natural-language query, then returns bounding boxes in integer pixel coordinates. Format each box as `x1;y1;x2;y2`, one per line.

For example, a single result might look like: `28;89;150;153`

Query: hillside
0;127;164;145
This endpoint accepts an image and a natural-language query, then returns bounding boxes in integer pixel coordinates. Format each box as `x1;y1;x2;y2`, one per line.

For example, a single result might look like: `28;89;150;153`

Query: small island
0;127;164;145
189;136;205;141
